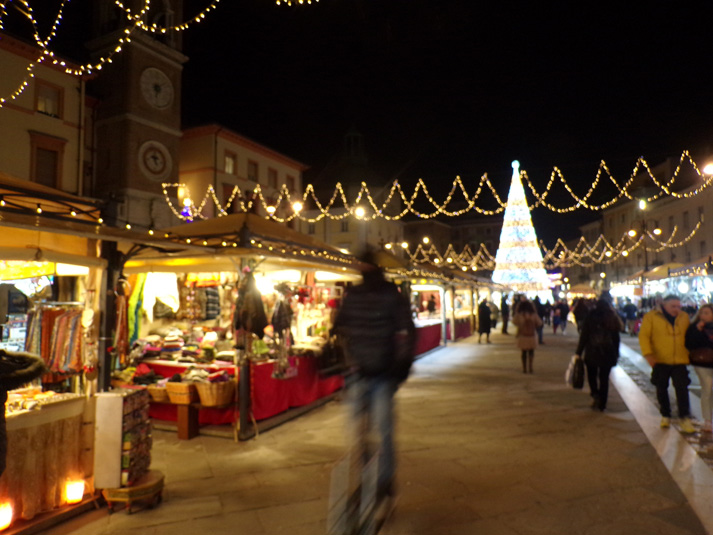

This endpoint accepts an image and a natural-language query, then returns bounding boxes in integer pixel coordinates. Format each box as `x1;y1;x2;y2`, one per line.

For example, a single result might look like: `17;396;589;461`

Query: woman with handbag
575;299;621;411
684;304;713;433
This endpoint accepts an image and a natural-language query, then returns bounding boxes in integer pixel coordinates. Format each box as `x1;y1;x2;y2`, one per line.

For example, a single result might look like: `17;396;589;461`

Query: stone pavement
45;326;710;535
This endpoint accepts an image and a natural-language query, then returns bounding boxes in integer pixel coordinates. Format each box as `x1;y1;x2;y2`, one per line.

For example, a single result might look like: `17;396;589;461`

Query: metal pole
440;286;447;347
449;285;456;341
238;359;253;440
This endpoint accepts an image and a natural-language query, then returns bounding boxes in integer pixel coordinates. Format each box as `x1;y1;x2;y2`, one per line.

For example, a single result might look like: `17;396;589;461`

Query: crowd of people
491;291;713;434
331;250;713;526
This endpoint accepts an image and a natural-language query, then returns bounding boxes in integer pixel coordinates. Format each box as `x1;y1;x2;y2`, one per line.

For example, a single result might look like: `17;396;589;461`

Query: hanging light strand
163;151;713;222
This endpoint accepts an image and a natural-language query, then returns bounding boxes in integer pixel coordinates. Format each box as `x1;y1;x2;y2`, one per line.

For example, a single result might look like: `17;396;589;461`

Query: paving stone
40;331;710;535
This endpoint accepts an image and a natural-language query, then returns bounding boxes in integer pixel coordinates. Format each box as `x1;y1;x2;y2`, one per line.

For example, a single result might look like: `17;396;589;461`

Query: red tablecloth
447;317;472;340
414;323;442;355
145;357;343;425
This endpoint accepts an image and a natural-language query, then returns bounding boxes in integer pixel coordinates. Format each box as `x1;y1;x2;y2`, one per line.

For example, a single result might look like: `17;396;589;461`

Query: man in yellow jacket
638;295;694;433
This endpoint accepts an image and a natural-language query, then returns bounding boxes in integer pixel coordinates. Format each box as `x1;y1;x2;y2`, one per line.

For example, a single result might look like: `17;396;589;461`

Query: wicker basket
195;380;236;407
147;384;169;403
165;382;199;405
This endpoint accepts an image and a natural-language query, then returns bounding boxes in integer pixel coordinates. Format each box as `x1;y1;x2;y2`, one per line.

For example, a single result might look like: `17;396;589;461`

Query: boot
527;354;534;374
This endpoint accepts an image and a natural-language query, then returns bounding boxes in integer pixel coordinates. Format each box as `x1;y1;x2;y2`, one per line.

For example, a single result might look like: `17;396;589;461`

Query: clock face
138;140;172;181
140;67;174;109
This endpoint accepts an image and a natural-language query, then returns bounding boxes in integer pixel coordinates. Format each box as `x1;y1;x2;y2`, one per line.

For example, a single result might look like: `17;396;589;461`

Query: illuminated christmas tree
492;161;550;294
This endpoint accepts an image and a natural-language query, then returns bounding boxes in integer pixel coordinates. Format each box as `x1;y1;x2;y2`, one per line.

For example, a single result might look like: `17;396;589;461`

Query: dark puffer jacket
334;271;415;381
576;304;621;367
0;350;46;477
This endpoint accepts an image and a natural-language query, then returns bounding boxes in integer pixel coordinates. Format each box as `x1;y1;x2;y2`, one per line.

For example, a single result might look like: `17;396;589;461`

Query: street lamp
628;201;662;294
627;220;661;273
422;236;430;244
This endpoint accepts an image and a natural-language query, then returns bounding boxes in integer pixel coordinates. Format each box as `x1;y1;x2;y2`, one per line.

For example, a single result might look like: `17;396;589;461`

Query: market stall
0;176;107;528
0;173;199;531
119;213;360;440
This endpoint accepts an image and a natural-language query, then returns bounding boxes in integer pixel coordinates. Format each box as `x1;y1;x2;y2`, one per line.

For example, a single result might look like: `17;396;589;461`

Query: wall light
65;480;85;504
0;503;11;530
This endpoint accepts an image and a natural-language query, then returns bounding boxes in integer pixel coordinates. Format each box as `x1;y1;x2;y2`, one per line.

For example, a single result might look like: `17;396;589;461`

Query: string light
1;0;225;107
162;151;713;222
399;220;703;272
276;0;319;6
114;0;222;34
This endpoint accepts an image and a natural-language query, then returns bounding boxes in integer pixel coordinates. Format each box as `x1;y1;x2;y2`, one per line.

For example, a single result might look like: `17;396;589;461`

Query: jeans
536;324;543;344
585;363;613;410
349;375;397;496
693;366;713;422
650;364;691;418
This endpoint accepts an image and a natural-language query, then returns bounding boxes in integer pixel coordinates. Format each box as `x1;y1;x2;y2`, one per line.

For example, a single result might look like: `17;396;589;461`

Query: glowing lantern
65;480;85;504
0;503;13;530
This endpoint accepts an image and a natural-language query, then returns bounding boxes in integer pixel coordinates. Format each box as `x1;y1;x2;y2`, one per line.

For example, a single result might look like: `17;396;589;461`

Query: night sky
179;0;713;241
8;0;713;242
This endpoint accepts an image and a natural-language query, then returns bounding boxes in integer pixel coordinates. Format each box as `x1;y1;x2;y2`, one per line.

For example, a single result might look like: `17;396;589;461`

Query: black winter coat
334;273;415;381
576;310;620;367
478;303;492;334
685;323;713;369
0;350;46;477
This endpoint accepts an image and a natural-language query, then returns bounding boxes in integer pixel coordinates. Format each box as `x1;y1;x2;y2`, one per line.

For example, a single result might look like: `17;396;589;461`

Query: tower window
268;168;278;189
29;131;66;189
35;81;62;118
224;152;236;175
247;160;258;182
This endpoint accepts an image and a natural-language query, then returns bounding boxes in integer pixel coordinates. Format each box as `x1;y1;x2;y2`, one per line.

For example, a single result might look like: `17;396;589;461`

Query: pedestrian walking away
489;301;499;331
684;303;713;433
512;300;542;373
501;296;510;334
558;300;570;334
638;294;694;433
572;298;591;334
575;298;621;411
333;248;416;528
533;296;546;344
478;299;492;344
623;298;639;336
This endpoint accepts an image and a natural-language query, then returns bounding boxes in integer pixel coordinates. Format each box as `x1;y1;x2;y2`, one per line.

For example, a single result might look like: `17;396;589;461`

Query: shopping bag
565;355;585;389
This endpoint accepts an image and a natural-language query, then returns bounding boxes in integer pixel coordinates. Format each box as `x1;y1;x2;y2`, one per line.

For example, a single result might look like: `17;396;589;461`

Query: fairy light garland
114;0;222;34
163;151;713;222
1;0;224;106
399;220;703;272
275;0;319;6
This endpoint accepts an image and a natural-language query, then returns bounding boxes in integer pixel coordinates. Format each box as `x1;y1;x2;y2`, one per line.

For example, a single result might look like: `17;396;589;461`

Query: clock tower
88;1;187;229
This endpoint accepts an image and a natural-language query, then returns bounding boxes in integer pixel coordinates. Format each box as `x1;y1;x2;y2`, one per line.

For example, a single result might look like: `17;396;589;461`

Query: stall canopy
0;173;204;267
644;263;684;281
568;283;597;297
669;255;713;278
123;213;361;274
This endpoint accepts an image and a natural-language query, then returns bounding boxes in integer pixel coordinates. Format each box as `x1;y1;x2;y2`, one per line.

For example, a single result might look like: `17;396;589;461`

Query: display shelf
94;389;152;489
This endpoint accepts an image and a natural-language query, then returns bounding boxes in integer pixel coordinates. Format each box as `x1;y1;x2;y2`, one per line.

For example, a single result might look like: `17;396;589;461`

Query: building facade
180;125;307;223
0;34;89;195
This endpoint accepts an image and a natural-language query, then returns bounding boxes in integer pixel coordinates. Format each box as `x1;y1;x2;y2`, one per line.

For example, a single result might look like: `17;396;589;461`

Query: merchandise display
94;388;152;489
